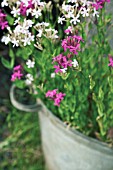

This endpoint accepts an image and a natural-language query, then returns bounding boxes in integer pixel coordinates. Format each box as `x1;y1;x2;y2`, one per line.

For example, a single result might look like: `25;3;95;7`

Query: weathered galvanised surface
38;99;113;170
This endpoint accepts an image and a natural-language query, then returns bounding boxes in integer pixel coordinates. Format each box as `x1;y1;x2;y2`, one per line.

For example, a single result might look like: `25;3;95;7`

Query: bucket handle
10;84;41;112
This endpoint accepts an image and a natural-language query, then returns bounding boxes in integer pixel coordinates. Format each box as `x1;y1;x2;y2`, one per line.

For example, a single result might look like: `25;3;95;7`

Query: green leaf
96;115;106;136
9;48;15;58
1;57;14;69
98;87;104;101
89;75;95;90
14;80;25;89
6;14;14;25
16;46;33;60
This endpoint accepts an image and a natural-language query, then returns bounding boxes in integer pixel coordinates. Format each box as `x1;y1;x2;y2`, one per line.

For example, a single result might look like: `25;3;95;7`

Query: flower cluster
25;73;34;85
1;0;59;49
34;22;58;49
53;54;72;73
52;30;81;74
1;0;45;17
0;9;8;30
58;0;110;25
46;89;66;107
2;19;34;47
108;55;113;67
92;0;110;10
11;65;23;81
62;35;83;55
1;0;46;47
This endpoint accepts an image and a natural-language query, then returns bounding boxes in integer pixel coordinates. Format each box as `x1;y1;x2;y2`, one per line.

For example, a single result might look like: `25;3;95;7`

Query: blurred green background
0;48;45;170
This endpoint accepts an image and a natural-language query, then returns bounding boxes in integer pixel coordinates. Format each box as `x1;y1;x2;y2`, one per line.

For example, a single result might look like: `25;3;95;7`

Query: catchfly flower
61;35;83;55
46;89;66;106
11;65;23;81
0;9;8;30
26;59;35;68
108;55;113;67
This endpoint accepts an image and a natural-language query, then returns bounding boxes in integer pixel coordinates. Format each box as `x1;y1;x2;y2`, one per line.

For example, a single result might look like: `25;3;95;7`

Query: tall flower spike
0;9;8;30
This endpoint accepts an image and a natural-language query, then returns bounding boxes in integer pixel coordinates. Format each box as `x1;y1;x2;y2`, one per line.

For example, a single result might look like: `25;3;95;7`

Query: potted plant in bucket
1;0;113;169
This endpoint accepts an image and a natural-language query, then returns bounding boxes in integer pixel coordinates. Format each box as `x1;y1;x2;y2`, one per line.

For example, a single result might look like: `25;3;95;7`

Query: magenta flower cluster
46;89;65;107
52;31;83;73
61;35;83;55
0;9;8;30
11;65;23;81
92;0;110;10
108;55;113;67
53;54;72;73
20;0;34;16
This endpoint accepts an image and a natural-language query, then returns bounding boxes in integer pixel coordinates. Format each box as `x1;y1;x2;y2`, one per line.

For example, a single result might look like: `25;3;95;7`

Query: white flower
81;7;90;17
51;73;55;78
81;0;90;7
25;19;34;28
1;35;10;45
66;11;74;18
20;0;29;6
72;59;79;67
70;14;80;25
43;22;49;27
26;59;35;68
14;25;22;34
62;4;71;12
52;29;58;39
11;7;20;17
26;8;32;16
12;38;19;47
22;36;31;46
32;9;42;18
14;17;20;25
25;74;34;85
21;33;34;46
93;8;99;17
32;0;45;6
68;0;77;3
37;29;43;37
58;17;65;24
61;68;67;73
1;0;8;7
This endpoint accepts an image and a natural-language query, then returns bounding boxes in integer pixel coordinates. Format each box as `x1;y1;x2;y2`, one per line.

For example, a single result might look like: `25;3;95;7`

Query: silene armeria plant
1;0;113;145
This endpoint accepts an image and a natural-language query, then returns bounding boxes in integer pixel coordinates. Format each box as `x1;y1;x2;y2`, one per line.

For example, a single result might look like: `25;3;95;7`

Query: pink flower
53;54;72;73
19;0;34;16
61;35;83;55
54;92;66;106
14;65;22;71
64;26;72;35
0;9;8;30
92;0;110;10
54;65;62;73
20;2;28;16
46;89;66;107
46;89;57;98
27;0;34;9
11;65;23;81
108;56;113;67
11;71;23;81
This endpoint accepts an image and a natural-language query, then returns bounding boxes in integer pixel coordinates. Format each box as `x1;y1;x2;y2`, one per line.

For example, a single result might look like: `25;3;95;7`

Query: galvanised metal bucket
10;85;113;170
38;99;113;170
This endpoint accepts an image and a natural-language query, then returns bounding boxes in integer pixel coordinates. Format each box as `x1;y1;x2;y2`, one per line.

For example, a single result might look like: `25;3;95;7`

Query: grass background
0;57;45;170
